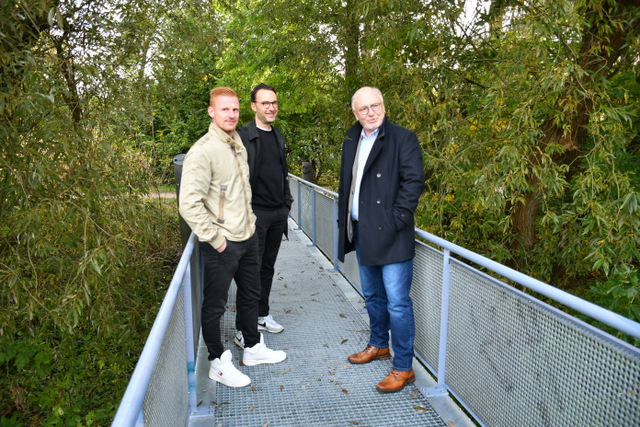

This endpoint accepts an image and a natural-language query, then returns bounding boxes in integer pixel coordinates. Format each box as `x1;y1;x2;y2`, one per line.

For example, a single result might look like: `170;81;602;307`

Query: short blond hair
210;87;238;107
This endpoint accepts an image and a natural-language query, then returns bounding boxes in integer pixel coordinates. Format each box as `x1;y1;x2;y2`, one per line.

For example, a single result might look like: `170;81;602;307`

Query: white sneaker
243;334;287;366
209;350;251;387
258;314;284;333
234;330;245;349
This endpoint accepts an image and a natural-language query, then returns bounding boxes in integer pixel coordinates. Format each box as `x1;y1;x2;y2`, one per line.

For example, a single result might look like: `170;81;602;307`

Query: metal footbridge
113;175;640;427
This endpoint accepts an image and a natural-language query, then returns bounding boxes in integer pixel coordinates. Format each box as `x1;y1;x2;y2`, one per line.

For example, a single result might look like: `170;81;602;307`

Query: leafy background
1;0;638;424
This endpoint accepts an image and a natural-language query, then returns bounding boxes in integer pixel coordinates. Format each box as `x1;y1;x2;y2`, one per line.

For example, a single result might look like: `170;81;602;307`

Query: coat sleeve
392;130;425;230
178;149;226;250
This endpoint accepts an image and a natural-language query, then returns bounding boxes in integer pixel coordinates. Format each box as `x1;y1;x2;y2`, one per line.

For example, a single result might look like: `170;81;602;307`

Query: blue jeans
354;223;416;371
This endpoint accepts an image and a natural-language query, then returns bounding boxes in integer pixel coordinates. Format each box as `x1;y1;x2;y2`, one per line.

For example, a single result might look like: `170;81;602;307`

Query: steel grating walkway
190;220;473;427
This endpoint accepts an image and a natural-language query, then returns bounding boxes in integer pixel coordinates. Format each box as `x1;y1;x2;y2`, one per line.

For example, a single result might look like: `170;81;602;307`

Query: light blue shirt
351;127;380;221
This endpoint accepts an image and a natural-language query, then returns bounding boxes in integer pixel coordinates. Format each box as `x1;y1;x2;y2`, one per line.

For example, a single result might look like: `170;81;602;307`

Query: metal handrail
414;229;640;340
288;174;640;341
111;233;197;426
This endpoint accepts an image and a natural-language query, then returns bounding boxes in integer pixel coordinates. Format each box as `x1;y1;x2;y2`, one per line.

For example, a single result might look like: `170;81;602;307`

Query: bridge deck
189;220;473;426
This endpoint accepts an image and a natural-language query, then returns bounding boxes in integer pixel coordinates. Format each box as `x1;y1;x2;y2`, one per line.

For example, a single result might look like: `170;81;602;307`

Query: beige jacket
179;122;256;249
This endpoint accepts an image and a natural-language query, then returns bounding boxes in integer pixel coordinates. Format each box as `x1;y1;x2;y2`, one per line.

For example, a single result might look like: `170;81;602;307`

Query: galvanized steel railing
113;174;640;426
289;175;640;427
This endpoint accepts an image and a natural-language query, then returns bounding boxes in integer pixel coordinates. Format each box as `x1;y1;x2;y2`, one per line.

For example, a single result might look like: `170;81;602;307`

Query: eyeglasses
357;102;382;115
256;101;279;108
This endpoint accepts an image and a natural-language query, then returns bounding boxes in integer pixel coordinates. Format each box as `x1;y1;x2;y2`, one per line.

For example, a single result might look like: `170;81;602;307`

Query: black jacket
337;117;425;266
238;120;294;210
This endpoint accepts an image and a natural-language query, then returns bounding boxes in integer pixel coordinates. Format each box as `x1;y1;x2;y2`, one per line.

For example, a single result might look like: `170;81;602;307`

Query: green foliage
213;0;353;184
2;0;639;422
144;1;225;182
590;265;640;346
1;0;181;424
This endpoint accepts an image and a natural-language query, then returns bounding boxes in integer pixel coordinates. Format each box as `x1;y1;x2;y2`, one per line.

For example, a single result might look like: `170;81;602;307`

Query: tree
416;0;639;328
1;1;180;424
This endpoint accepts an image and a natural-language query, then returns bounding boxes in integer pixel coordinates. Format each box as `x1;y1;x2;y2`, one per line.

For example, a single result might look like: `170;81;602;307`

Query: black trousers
254;207;289;317
200;234;260;360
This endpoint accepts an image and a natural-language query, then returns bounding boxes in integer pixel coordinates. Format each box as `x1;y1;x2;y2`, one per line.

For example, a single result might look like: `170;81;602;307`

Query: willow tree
1;0;182;424
212;0;639;326
213;0;401;184
411;0;639;327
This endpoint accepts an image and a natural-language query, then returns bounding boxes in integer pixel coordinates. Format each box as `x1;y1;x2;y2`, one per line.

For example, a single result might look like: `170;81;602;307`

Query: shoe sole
347;354;391;364
258;324;284;333
209;373;251;388
375;375;416;393
243;355;287;366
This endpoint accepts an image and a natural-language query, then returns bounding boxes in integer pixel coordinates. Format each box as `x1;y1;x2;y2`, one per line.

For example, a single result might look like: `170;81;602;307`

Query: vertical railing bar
420;248;451;398
294;178;302;230
437;249;451;389
329;197;340;272
183;262;197;415
308;188;317;247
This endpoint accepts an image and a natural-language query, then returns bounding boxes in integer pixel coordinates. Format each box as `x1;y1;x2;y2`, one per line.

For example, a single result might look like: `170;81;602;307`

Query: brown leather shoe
376;369;416;393
347;345;391;364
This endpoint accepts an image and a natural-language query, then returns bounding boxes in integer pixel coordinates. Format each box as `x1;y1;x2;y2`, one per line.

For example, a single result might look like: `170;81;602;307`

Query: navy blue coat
337;117;425;266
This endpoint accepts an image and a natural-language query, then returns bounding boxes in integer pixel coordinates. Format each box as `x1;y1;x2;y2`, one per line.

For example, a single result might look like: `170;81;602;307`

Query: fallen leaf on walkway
251;386;257;392
248;406;256;412
280;385;284;392
341;339;348;344
413;405;428;413
342;389;348;394
278;367;292;375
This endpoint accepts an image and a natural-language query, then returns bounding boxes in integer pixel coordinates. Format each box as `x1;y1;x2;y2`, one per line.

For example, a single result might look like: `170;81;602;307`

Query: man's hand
216;239;227;253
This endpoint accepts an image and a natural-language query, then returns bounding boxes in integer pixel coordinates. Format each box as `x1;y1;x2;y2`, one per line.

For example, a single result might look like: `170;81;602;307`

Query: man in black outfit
234;83;293;348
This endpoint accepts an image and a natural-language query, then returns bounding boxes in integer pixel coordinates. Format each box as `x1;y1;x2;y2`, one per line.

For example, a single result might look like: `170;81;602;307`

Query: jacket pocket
392;206;412;231
218;184;227;224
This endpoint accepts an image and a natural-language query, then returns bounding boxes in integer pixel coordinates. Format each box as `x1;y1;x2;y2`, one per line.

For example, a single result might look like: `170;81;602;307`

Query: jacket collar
246;119;280;142
346;116;388;141
245;119;261;141
209;122;243;149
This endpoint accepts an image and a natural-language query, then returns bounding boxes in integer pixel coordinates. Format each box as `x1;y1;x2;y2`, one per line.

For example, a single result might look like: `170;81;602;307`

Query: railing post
183;262;198;416
329;197;340;272
308;189;317;247
294;178;302;230
421;248;451;398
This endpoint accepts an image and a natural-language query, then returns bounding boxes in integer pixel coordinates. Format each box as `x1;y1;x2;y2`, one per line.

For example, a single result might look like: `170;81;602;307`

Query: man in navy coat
338;86;425;393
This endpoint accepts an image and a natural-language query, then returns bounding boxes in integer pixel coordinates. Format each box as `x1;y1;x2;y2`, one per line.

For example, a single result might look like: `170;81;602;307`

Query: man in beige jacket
179;87;286;388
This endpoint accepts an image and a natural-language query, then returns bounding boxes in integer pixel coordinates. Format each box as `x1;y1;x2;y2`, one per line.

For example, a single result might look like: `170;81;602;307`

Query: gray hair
351;87;384;111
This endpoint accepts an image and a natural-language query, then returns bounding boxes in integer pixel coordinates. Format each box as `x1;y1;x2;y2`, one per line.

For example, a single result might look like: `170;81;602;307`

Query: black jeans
200;234;260;360
254;207;289;317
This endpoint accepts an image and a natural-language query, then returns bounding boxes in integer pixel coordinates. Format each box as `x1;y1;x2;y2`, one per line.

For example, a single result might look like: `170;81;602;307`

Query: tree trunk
510;1;640;254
